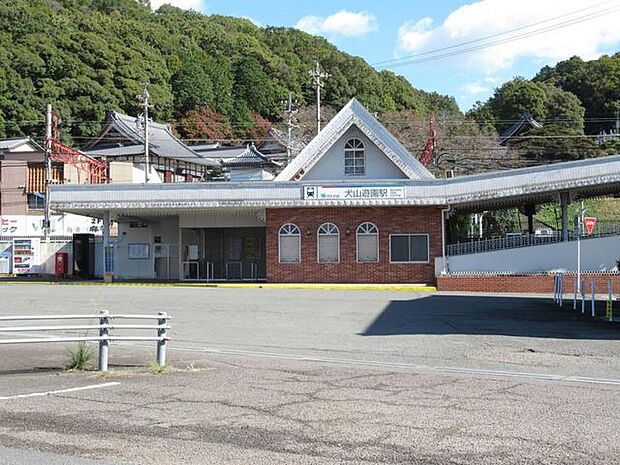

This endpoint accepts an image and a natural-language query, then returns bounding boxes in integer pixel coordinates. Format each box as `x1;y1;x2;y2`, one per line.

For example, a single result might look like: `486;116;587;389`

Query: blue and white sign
304;185;405;200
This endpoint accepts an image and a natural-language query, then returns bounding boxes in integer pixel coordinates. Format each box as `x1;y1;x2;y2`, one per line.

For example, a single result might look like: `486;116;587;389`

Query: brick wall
266;206;443;283
437;273;620;294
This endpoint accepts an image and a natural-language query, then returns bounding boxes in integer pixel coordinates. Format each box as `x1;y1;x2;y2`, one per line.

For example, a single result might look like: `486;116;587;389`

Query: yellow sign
606;300;613;321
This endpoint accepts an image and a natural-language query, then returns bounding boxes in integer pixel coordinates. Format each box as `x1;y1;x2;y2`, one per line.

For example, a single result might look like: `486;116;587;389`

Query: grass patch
66;342;93;371
148;361;167;374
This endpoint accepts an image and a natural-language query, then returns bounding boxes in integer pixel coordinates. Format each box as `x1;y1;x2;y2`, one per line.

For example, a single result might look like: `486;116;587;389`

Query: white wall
112;217;179;279
437;235;620;274
180;212;265;229
302;125;407;181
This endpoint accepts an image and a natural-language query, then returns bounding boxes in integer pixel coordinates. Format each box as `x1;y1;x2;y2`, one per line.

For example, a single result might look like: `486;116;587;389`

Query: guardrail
448;222;620;256
0;311;170;371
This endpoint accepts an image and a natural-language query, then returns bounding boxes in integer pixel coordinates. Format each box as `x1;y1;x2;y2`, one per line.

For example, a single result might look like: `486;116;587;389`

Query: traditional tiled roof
276;98;434;181
499;112;543;146
220;145;281;168
84;112;219;167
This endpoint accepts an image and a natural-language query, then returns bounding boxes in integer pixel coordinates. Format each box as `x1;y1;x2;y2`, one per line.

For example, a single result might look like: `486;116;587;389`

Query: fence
552;272;615;321
448;222;620;256
0;311;171;371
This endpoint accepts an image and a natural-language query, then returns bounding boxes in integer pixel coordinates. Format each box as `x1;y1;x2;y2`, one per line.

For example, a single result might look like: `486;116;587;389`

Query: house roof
0;137;42;152
84;112;220;167
500;112;543;146
275;98;434;181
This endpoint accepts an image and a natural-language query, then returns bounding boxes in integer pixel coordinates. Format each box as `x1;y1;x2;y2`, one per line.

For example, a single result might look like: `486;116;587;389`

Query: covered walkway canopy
50;154;620;214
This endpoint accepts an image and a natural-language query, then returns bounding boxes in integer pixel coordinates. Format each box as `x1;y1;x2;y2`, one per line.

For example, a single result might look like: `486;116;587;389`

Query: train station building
49;99;620;285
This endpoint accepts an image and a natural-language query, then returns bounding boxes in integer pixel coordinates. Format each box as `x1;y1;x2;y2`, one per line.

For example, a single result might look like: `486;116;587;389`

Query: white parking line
161;344;620;387
0;382;120;400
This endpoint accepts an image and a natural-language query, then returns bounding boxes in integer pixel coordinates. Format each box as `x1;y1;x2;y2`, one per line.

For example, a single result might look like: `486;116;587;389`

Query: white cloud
461;82;490;95
295;10;377;38
396;0;620;72
151;0;203;11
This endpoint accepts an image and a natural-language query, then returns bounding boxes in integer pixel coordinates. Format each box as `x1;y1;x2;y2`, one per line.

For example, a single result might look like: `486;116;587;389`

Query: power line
379;6;619;69
373;1;615;67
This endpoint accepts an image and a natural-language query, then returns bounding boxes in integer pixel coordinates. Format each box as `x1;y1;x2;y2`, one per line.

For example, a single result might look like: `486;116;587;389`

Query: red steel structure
50;114;107;184
419;113;436;167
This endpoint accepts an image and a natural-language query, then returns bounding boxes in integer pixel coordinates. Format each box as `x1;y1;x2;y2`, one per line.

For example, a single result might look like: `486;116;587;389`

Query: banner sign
304;185;405;200
0;214;103;237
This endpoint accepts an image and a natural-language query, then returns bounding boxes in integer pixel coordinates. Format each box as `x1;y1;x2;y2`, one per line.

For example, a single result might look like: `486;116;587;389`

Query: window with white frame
279;223;301;263
344;138;365;175
356;222;379;262
317;223;339;263
389;234;429;263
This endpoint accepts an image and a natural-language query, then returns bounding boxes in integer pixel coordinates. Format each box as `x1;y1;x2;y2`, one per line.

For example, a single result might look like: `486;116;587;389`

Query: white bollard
573;276;578;311
581;279;586;314
559;274;563;307
591;278;596;318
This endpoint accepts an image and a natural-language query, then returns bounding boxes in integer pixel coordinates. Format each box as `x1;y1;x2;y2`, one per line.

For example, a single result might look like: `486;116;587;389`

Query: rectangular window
318;235;339;263
389;234;429;263
357;234;378;262
27;193;45;210
279;236;300;263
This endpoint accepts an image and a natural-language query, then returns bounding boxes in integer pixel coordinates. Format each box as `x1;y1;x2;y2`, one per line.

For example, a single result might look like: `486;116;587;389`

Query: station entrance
181;227;266;281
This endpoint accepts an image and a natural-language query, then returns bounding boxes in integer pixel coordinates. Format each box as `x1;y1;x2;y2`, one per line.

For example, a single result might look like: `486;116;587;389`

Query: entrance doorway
181;227;266;281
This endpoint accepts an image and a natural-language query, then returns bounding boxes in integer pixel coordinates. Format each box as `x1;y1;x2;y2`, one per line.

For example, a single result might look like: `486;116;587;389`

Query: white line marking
0;382;120;400
158;344;620;387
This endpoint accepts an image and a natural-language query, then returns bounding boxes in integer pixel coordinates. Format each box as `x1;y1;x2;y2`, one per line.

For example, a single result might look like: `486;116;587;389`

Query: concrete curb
0;280;437;292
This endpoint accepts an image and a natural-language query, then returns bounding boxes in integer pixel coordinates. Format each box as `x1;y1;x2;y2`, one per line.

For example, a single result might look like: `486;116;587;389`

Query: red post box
55;252;68;277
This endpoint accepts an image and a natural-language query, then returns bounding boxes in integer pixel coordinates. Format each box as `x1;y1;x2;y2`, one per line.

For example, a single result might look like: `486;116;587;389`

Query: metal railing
447;222;620;256
0;311;170;371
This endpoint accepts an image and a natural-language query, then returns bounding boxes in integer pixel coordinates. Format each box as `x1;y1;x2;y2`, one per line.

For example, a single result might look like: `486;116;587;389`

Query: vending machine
12;238;40;275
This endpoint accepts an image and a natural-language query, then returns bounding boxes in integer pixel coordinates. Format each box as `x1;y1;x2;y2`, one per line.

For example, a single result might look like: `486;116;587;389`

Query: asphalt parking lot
0;284;618;464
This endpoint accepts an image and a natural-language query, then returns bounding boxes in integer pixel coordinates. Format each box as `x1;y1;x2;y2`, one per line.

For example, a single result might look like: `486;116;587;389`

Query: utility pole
576;200;586;292
137;85;151;183
282;93;299;163
43;103;53;243
309;61;329;135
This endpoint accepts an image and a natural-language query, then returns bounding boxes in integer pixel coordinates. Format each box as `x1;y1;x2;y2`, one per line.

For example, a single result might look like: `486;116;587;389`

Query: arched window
317;223;340;263
279;223;301;263
356;222;379;262
344;138;365;175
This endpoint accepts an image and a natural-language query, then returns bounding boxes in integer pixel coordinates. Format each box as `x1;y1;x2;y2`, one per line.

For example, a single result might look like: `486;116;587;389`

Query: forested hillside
468;53;620;161
0;0;458;144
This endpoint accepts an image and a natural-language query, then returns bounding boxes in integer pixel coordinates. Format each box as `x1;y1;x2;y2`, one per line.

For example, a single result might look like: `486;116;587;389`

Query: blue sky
154;0;620;111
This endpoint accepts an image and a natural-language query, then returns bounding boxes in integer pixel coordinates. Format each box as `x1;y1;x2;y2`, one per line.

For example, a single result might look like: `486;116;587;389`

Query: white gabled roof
275;98;434;181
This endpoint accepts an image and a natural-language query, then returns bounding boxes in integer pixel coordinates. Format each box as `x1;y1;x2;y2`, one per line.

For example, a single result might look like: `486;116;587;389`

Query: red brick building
49;99;620;285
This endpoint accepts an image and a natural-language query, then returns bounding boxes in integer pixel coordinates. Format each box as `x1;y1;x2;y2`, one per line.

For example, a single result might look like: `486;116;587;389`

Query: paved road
0;284;618;377
0;284;618;464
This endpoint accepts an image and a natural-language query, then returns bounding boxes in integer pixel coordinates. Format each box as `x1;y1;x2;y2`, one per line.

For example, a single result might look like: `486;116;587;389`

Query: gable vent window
344;138;365;175
317;223;340;263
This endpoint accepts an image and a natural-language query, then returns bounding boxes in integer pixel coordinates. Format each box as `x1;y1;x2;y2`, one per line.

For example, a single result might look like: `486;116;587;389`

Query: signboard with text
0;215;103;237
304;185;405;201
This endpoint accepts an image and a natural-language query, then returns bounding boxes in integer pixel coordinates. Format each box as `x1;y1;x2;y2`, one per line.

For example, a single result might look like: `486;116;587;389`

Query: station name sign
303;185;405;200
